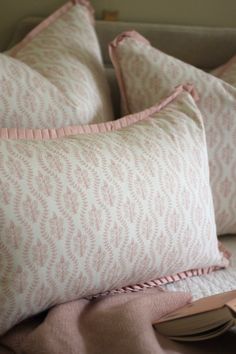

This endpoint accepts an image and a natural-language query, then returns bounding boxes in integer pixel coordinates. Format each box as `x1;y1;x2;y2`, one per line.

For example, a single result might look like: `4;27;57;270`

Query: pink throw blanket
1;288;235;354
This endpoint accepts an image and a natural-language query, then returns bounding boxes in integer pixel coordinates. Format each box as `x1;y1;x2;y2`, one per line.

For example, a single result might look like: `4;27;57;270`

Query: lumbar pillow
0;85;228;335
1;0;113;128
109;31;236;235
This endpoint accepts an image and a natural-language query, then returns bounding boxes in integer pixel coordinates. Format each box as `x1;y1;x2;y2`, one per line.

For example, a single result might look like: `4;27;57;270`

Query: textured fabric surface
0;53;103;128
0;87;228;335
109;31;236;235
1;283;236;354
0;290;192;354
1;1;113;128
0;238;236;354
164;235;236;300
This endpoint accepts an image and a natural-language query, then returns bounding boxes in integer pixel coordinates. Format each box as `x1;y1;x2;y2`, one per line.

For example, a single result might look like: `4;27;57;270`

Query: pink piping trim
10;0;94;57
89;238;231;299
110;30;150;47
87;261;229;300
109;31;150;114
0;85;197;140
212;54;236;78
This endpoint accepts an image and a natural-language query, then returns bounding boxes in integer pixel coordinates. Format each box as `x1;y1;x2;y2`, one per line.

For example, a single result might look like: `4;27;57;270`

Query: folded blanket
0;288;235;354
0;288;190;354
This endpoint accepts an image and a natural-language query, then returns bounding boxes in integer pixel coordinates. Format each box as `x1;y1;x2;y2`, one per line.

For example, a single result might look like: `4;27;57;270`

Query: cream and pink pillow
0;85;229;335
0;0;113;128
109;31;236;235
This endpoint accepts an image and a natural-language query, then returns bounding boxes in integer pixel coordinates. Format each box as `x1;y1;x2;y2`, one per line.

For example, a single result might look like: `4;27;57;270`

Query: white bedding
163;235;236;300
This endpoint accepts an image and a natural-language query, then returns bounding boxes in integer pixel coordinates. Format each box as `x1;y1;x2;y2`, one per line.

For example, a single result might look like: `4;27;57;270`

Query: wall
0;0;235;50
93;0;236;27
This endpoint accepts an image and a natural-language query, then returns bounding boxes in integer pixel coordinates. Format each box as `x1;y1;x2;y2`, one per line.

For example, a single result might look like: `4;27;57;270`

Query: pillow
109;31;236;235
1;0;113;128
0;85;228;335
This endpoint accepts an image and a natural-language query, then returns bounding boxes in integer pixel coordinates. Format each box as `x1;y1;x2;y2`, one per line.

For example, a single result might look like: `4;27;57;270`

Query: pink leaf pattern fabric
109;31;236;235
0;86;228;335
0;0;113;128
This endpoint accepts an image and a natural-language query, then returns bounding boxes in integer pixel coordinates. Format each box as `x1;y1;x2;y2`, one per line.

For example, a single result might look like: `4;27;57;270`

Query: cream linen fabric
0;87;228;335
109;32;236;235
0;0;113;128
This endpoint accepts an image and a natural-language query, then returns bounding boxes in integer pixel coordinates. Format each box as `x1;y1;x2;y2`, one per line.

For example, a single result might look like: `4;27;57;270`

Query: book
154;290;236;342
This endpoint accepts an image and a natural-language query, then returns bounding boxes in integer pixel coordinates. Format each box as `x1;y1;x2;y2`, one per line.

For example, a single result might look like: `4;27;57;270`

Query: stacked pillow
1;0;114;127
0;0;234;335
109;31;236;235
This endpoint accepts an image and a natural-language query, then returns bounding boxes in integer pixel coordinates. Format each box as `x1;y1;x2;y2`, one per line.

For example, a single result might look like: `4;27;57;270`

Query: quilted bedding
164;235;236;300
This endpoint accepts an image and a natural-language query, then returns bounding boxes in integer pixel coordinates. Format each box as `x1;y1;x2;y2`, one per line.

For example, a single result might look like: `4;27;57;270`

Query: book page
157;290;236;323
